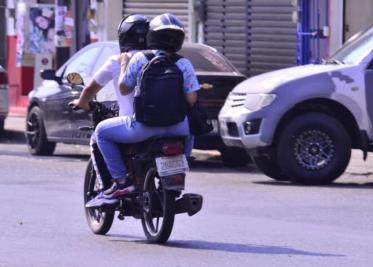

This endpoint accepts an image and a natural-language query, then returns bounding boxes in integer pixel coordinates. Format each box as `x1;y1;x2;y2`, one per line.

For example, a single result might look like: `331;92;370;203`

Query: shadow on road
109;235;345;257
254;180;373;189
163;240;345;257
190;155;260;174
0;130;26;144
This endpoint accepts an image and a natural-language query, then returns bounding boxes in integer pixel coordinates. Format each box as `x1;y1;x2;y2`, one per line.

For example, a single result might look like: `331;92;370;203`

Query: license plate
155;155;189;177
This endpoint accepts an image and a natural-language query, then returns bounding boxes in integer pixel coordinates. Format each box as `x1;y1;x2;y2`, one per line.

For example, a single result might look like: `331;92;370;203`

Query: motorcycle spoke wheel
83;159;114;235
141;167;175;243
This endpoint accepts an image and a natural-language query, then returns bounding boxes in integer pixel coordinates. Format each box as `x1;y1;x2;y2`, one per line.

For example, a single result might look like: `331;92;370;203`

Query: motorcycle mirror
66;72;84;85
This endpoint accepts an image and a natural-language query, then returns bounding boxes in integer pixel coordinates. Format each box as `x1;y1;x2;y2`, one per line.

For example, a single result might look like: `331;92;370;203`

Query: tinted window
62;46;101;84
179;46;237;73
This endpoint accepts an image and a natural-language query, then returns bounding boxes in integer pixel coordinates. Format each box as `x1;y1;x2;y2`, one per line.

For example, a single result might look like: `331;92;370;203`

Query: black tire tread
276;112;351;185
84;160;114;235
141;166;175;243
26;106;56;155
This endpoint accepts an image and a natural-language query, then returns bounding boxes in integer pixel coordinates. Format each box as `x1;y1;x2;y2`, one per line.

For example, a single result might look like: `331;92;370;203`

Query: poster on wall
55;5;74;47
28;6;55;54
15;3;27;66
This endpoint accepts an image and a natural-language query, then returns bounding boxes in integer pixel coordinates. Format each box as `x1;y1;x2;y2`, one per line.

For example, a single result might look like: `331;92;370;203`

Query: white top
92;50;137;116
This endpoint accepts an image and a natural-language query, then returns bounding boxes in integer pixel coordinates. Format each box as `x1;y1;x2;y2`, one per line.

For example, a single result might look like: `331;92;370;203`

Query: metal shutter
122;0;189;38
203;0;249;75
247;0;297;76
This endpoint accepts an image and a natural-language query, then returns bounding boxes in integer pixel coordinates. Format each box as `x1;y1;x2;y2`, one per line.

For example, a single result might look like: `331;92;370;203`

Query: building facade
4;0;373;113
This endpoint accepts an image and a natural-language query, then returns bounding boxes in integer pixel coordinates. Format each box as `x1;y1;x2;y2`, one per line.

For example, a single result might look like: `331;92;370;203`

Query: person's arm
118;53;132;95
179;58;200;108
69;80;102;111
185;92;197;107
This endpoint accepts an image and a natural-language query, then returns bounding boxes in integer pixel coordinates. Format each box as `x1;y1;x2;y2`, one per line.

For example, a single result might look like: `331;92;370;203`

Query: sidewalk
2;115;26;141
4;115;26;132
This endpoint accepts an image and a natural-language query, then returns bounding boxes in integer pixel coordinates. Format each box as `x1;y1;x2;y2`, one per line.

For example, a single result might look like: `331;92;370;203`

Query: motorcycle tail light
162;142;184;155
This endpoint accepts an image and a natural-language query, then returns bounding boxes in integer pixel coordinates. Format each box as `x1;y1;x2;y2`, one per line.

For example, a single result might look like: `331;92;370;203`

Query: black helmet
147;13;185;53
117;14;149;52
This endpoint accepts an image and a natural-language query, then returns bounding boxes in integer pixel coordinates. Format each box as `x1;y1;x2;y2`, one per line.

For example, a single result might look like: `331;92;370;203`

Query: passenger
95;13;200;200
69;14;149;195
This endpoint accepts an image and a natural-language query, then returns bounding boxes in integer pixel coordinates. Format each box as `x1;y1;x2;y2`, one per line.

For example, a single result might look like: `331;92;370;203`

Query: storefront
0;0;6;67
5;0;96;114
202;0;297;76
6;0;373;114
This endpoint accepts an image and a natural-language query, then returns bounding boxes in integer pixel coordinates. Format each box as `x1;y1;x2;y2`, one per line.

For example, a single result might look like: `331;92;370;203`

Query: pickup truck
219;26;373;184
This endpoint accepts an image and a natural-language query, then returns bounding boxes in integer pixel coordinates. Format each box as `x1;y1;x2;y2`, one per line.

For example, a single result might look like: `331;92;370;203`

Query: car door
45;45;102;142
42;82;81;140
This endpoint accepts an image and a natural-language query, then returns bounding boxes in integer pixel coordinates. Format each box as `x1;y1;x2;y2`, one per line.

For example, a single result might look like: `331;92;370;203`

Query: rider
69;14;149;195
94;13;200;201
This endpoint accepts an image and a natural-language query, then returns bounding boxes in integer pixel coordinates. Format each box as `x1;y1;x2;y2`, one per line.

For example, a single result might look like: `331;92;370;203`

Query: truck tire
276;112;351;185
253;154;288;181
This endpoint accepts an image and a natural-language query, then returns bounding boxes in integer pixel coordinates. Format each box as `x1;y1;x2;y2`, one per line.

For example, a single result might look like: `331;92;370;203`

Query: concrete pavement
1;115;26;141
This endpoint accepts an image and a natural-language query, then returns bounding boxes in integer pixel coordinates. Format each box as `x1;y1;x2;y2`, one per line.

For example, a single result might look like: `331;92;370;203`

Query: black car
26;42;247;165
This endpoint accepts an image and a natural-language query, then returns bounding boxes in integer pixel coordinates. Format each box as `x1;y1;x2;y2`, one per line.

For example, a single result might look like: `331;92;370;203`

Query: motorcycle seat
118;136;187;156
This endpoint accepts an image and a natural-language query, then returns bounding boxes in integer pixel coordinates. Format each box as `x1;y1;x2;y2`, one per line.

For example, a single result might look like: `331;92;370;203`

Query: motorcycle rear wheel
141;166;176;243
84;159;115;235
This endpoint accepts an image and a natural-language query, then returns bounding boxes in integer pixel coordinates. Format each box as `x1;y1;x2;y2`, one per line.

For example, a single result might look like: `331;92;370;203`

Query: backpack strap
169;53;183;63
143;50;156;61
143;50;183;63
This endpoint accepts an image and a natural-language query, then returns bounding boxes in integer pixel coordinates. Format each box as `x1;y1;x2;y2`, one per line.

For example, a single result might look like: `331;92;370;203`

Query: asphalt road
1;128;373;267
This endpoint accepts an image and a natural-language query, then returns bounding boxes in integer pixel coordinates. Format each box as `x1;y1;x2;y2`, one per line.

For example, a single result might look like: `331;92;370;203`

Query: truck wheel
253;154;288;181
276;112;351;185
220;147;250;167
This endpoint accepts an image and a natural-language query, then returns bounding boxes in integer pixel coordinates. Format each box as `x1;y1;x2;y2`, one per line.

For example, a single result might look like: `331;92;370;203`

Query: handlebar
68;101;119;129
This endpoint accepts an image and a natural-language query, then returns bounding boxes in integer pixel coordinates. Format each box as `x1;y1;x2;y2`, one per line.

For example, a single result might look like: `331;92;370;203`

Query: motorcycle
67;73;203;243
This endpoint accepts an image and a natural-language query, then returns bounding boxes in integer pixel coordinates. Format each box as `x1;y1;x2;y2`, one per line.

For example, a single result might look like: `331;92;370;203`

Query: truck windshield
328;26;373;65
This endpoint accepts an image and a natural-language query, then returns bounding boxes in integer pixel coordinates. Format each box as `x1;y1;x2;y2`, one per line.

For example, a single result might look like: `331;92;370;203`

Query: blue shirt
122;50;200;94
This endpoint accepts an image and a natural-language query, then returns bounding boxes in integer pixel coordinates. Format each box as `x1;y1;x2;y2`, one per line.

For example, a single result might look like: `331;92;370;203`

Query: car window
63;46;102;85
329;26;373;65
94;46;118;102
179;45;237;73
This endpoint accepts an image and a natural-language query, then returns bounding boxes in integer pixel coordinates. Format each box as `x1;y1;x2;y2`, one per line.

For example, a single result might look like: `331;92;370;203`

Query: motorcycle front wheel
141;166;176;243
83;159;114;235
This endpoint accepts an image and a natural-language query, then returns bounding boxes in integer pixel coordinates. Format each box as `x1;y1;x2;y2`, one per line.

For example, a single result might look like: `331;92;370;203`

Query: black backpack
134;51;187;126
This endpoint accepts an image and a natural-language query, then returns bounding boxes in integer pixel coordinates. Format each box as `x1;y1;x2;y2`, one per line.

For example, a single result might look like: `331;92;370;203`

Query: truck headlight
245;94;276;111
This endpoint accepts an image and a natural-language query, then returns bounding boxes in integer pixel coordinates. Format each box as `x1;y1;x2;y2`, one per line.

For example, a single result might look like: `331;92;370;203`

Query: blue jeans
95;116;191;180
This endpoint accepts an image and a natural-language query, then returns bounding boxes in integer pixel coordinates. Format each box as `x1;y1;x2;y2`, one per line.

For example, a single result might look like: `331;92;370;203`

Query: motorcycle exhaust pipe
175;193;203;216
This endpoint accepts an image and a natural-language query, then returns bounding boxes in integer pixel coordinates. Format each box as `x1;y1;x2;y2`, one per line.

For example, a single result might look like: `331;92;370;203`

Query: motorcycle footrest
175;193;203;216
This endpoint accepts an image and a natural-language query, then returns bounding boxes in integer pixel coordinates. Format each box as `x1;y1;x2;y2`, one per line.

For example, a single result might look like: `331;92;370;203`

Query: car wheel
253;153;288;181
276;112;351;185
220;147;250;167
26;106;56;155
